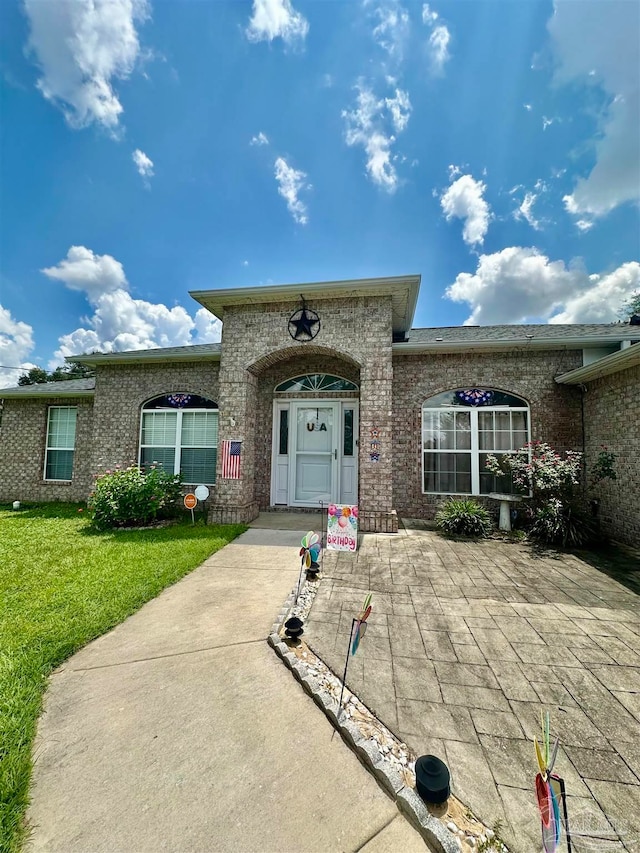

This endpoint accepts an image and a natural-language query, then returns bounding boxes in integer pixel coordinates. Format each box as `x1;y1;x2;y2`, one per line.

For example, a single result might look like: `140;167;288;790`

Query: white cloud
517;193;541;230
548;0;640;217
0;305;36;386
42;246;223;367
42;246;127;302
23;0;149;132
385;88;412;132
246;0;308;45
514;184;548;231
445;246;640;325
440;173;491;246
422;4;451;74
250;132;269;146
550;263;640;324
369;1;410;61
342;83;411;193
192;307;223;343
421;4;438;26
274;157;310;224
132;148;154;179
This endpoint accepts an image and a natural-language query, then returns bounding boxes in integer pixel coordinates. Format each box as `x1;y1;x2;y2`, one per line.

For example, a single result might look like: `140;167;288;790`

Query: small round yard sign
184;493;197;510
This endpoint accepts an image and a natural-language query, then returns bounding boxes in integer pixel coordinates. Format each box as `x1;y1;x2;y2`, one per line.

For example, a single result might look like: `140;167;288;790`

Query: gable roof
0;377;96;398
190;275;421;336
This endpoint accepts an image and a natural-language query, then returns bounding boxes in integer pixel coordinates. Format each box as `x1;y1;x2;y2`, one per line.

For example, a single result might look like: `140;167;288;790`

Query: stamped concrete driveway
306;527;640;853
26;527;427;853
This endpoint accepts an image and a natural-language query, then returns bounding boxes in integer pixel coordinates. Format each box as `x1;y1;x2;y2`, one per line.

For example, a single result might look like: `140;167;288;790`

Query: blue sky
1;0;639;384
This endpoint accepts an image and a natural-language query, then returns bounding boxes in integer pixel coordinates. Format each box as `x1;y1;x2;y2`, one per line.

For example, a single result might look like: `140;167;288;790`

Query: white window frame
138;406;219;486
422;401;530;496
44;405;78;482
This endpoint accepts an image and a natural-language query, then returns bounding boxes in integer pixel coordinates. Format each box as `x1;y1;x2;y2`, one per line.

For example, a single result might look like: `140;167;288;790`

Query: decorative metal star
288;297;320;341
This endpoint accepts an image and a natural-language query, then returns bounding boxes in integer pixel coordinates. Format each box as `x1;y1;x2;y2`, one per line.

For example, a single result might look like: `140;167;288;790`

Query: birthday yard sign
326;504;358;552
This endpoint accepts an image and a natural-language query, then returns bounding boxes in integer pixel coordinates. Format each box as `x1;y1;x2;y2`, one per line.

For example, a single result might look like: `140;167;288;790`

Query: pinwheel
338;593;373;715
534;712;572;853
295;531;322;600
351;592;372;655
300;531;322;570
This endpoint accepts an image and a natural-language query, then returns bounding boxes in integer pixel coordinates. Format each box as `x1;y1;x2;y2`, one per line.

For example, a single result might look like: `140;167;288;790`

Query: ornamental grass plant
435;498;493;538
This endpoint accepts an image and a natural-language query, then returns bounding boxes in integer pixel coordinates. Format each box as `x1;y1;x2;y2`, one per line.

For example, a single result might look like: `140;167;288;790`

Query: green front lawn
0;503;245;853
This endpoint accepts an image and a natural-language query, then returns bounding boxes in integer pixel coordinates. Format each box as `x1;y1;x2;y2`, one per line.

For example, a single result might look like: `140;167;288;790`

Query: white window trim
275;374;359;394
421;404;530;496
138;407;219;486
44;405;77;482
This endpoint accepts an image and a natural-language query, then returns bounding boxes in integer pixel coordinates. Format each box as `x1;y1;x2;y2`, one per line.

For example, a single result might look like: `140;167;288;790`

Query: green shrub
89;464;183;530
530;498;599;548
436;498;493;538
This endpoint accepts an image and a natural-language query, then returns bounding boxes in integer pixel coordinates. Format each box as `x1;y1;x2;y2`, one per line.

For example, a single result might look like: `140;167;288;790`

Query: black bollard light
415;754;450;805
284;616;304;640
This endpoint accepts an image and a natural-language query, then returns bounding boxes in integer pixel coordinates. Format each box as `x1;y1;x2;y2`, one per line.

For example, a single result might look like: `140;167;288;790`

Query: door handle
334;449;338;460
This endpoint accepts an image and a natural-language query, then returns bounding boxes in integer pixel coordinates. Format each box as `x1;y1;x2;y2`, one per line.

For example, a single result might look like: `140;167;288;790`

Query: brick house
1;276;639;544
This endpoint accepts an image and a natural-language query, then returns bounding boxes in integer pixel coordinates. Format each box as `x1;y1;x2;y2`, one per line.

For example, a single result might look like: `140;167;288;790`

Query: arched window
275;374;359;393
422;389;529;495
140;394;218;485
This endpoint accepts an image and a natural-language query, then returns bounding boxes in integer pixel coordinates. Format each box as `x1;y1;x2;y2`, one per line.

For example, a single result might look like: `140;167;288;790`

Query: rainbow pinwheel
534;712;571;853
299;531;322;569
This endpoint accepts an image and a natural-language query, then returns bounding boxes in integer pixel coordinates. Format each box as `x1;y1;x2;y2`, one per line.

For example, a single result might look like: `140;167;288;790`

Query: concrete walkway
307;527;640;853
26;527;426;853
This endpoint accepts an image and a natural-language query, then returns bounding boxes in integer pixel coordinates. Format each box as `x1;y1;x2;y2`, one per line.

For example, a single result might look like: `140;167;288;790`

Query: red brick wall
583;363;640;547
392;349;583;518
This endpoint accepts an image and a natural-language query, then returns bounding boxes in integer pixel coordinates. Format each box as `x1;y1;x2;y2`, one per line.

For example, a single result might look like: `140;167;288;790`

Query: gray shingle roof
0;377;96;397
405;323;640;343
71;343;222;364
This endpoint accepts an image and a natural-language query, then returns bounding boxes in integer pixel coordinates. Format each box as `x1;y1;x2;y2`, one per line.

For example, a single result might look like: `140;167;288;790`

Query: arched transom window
140;394;218;485
275;374;359;393
422;389;529;495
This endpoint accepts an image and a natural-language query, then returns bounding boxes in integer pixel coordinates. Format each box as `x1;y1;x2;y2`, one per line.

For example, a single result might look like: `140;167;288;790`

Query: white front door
271;400;359;507
289;402;339;506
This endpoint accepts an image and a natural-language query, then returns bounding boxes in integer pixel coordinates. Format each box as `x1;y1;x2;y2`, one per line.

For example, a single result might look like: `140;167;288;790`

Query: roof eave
67;350;221;366
555;344;640;384
190;275;422;334
0;389;95;399
394;336;635;354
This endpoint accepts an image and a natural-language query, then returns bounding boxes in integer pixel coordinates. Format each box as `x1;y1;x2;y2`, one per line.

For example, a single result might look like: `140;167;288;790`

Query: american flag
220;440;242;479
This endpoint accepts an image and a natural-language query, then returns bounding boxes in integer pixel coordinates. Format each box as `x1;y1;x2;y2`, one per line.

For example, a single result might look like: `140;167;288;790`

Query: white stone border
267;581;464;853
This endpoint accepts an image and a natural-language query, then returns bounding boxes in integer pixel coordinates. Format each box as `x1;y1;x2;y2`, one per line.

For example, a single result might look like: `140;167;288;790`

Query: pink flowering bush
485;442;598;547
89;464;182;530
485;441;582;500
